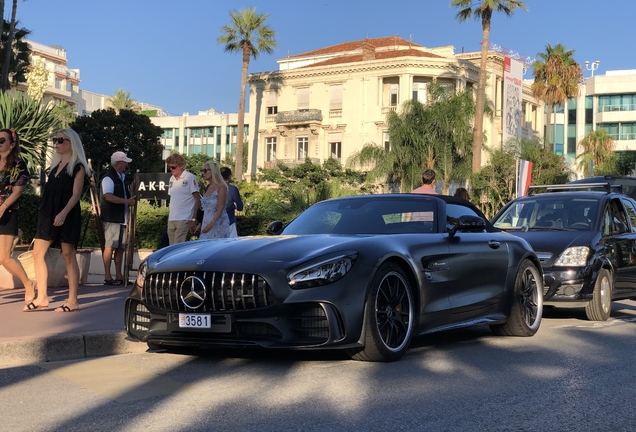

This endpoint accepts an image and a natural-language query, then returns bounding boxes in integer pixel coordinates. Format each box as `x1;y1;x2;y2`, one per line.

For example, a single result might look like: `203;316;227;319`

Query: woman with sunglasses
199;160;230;239
0;128;35;303
24;129;91;312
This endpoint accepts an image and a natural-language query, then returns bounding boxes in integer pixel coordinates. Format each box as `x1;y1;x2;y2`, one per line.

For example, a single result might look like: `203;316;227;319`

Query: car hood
145;235;371;273
502;230;594;254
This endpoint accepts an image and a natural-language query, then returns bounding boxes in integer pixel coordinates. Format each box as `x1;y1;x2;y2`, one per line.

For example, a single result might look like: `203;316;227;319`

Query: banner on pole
517;159;533;197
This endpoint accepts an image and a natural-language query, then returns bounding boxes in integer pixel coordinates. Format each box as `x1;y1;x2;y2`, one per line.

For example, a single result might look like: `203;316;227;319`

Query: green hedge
16;195;268;249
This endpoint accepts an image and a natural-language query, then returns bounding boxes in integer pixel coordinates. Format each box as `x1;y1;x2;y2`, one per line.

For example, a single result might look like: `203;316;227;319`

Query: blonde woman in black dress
0;128;35;302
24;129;91;312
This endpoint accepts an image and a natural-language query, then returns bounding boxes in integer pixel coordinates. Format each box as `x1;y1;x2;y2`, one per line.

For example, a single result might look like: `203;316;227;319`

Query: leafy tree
70;108;164;179
577;128;616;176
25;55;48;100
51;100;77;129
0;19;30;89
0;92;57;170
531;43;583;150
109;89;138;113
452;0;528;173
472;137;570;218
217;6;277;181
348;82;475;193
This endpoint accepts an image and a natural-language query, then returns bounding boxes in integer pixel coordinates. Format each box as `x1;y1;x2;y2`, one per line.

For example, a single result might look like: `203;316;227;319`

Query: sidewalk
0;273;149;368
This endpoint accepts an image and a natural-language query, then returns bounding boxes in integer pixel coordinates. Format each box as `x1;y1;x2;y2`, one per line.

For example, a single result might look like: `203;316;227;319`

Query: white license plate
178;313;212;329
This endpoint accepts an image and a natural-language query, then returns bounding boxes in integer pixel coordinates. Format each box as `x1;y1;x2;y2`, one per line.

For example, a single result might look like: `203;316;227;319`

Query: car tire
585;268;612;321
491;259;543;337
349;262;415;362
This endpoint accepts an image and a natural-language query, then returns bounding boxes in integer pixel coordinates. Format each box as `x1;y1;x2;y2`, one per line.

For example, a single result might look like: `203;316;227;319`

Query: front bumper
542;266;595;305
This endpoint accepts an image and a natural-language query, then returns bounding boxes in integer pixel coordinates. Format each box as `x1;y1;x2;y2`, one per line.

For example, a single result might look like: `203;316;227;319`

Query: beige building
23;40;81;107
246;36;544;181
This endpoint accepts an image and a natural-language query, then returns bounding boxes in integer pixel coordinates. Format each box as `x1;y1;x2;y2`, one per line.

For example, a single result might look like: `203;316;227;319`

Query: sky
18;0;634;116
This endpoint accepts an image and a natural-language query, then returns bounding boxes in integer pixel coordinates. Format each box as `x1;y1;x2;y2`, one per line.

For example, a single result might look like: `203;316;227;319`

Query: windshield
282;197;437;235
493;197;599;231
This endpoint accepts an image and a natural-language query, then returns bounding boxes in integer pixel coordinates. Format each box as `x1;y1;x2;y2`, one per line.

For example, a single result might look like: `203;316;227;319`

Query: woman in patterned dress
199;160;230;239
24;129;91;312
0;128;34;302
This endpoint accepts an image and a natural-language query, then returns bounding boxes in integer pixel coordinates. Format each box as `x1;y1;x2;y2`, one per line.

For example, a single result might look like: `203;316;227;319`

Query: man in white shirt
100;151;136;286
166;154;200;245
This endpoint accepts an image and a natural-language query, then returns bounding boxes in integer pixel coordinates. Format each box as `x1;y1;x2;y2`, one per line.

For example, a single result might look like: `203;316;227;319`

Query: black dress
35;162;83;248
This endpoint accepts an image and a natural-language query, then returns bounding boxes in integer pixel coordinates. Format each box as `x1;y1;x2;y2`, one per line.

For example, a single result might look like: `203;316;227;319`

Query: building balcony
275;109;323;125
271;158;321;168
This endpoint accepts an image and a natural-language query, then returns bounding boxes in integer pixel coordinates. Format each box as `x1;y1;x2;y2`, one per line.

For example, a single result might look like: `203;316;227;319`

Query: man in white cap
100;151;136;286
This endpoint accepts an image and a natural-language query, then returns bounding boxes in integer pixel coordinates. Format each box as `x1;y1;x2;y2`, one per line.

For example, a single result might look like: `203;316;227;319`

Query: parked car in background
126;194;543;362
568;175;636;200
491;184;636;321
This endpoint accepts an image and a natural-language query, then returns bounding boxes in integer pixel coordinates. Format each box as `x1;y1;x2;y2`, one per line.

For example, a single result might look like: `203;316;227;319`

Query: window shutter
266;90;278;107
330;85;343;110
297;87;309;110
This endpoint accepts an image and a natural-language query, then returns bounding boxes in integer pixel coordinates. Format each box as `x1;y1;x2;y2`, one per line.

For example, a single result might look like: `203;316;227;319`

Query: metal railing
275;109;322;123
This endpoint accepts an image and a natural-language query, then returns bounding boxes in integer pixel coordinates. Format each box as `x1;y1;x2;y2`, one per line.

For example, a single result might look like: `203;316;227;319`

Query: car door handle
488;240;501;249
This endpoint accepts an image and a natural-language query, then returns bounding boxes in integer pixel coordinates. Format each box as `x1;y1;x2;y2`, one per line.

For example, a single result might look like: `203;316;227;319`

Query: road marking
40;357;189;403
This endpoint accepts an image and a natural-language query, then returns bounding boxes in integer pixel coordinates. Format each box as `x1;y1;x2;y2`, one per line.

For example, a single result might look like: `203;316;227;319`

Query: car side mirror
266;220;284;235
447;215;486;236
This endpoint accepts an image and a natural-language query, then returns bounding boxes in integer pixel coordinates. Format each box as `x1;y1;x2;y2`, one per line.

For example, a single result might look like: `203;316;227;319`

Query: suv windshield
493;197;599;231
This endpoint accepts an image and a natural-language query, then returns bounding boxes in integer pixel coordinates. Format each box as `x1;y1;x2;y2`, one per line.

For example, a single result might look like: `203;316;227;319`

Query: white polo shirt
168;170;199;221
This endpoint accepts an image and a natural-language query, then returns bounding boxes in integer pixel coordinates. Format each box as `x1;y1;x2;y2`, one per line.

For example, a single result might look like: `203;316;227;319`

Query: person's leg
113;248;125;281
56;242;80;312
173;220;190;244
102;246;114;281
25;238;52;310
167;220;177;245
0;235;35;301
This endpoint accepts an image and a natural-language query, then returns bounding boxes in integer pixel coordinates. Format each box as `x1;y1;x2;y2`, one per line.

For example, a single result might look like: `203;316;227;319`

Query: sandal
55;304;79;313
23;301;49;312
113;279;124;286
104;279;116;285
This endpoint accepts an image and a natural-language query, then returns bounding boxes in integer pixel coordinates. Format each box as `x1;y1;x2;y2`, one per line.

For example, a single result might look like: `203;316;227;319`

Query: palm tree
451;0;528;173
51;100;77;129
0;0;17;92
217;7;277;181
531;43;583;151
0;20;31;90
577;128;615;176
109;89;138;113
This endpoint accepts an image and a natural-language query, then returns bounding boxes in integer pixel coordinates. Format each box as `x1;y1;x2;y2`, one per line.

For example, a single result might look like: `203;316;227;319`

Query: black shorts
0;209;18;236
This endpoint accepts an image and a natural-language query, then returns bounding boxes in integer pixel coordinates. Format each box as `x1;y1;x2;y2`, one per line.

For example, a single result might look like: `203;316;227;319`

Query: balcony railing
598;104;636;113
275;109;322;124
381;106;397;115
270;158;320;168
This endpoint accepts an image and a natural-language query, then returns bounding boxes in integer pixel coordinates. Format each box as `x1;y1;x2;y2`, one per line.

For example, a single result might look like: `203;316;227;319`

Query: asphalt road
2;301;636;432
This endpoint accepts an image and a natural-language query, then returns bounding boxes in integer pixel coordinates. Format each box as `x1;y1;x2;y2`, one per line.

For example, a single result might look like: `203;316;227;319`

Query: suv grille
143;271;274;312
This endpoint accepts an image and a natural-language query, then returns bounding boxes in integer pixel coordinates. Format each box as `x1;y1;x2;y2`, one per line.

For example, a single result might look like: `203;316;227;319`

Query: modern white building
150;109;248;161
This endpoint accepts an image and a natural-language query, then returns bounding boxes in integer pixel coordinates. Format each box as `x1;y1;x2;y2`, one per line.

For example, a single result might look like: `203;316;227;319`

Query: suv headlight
554;247;590;267
288;252;358;289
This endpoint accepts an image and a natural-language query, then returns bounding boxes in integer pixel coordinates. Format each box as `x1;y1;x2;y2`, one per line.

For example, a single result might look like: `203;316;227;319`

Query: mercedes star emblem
180;276;207;310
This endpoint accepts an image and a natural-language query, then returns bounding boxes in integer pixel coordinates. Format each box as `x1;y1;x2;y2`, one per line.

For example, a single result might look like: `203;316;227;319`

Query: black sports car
491;187;636;321
126;194;543;362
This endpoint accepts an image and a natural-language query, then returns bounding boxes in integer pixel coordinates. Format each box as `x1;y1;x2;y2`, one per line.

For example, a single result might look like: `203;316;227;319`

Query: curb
0;331;149;368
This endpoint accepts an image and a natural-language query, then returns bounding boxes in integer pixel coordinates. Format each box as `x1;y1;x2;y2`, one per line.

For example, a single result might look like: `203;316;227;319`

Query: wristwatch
191;218;197;222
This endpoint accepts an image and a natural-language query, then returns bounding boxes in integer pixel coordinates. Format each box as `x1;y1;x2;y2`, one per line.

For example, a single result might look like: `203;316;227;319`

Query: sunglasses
201;168;210;174
0;137;11;144
53;137;70;144
168;165;179;170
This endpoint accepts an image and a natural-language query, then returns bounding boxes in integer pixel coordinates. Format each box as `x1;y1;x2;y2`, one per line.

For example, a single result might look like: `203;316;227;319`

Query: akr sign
136;173;171;200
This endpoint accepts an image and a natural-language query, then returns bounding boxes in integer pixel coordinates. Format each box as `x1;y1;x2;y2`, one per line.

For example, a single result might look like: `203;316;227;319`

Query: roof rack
527;182;621;195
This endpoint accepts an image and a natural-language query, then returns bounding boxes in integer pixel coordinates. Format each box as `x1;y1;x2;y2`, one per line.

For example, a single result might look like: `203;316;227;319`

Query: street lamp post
162;148;171;173
585;60;600;78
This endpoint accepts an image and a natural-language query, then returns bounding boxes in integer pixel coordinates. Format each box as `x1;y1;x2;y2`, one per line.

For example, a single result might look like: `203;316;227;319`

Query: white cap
111;151;132;163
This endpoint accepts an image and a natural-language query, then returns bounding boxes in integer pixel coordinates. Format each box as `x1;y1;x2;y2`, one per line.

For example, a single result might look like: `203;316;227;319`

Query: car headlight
288;252;358;289
553;247;590;267
136;258;148;288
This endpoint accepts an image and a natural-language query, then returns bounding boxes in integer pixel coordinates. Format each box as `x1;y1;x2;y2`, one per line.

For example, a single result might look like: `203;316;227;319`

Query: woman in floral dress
0;128;34;302
199;160;230;239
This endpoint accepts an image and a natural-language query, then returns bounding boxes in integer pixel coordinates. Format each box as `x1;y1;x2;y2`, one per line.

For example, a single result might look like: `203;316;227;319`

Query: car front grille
143;271;274;312
290;305;330;342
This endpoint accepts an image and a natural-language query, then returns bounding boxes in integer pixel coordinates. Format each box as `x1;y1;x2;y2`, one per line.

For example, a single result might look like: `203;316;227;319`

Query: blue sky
19;0;633;116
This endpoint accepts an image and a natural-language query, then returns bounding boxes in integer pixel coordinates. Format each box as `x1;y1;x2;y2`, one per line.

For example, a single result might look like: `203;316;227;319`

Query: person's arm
0;159;29;214
54;165;85;227
233;185;244;212
104;193;136;205
0;184;24;215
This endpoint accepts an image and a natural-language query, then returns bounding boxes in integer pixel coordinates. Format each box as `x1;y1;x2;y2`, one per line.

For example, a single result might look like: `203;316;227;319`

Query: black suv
491;184;636;320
